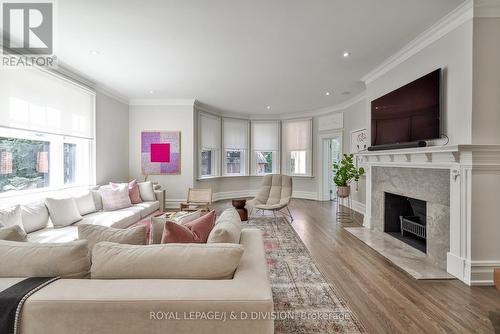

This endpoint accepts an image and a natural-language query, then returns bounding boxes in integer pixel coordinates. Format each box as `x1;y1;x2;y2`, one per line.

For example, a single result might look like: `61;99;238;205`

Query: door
321;134;342;201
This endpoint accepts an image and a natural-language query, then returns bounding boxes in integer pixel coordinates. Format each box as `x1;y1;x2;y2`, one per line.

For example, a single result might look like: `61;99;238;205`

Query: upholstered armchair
247;174;294;223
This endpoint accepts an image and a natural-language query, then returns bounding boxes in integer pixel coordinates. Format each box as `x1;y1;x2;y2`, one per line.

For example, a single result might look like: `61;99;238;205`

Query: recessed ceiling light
89;50;100;55
325;92;331;96
266;105;271;110
148;90;155;94
343;51;350;58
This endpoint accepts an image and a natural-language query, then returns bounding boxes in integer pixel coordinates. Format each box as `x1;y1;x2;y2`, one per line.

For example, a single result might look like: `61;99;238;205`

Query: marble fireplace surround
356;145;500;286
371;167;450;270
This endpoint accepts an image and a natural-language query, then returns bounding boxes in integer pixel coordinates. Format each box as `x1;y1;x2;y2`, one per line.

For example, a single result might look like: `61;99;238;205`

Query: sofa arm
154;190;165;212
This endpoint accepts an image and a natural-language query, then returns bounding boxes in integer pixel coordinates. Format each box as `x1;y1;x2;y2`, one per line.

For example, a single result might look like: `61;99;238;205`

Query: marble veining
345;227;455;280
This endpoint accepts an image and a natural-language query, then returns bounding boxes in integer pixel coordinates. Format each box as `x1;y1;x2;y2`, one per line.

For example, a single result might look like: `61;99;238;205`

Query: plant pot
337;186;351;198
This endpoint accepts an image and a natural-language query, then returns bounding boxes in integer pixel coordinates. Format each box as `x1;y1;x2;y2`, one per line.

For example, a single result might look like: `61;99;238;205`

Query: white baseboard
351;200;366;215
468;260;500;286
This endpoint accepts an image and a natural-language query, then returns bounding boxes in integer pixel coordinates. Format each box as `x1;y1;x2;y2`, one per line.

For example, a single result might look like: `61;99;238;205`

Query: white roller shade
251;121;280;151
0;68;95;139
223;118;249;150
199;113;221;150
283;119;312;151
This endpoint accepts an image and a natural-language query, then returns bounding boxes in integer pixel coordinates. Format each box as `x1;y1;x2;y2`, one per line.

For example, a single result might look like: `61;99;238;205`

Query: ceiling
56;0;464;114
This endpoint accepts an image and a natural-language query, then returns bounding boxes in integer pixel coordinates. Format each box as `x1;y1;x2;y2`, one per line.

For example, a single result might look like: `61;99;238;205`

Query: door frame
318;130;343;201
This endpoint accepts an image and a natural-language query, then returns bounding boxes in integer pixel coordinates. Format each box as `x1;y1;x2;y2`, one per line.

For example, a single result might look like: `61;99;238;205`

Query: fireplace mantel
355;144;500;286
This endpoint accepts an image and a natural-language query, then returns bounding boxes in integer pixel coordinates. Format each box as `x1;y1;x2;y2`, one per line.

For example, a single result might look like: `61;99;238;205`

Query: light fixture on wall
266;105;271;110
325;92;331;96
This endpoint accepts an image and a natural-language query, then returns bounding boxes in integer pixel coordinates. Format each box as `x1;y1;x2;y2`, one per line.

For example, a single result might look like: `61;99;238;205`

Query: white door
321;134;342;200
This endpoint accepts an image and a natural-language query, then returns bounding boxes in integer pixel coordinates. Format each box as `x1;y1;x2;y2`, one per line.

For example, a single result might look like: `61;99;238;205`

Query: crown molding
129;98;196;106
361;0;473;84
474;0;500;17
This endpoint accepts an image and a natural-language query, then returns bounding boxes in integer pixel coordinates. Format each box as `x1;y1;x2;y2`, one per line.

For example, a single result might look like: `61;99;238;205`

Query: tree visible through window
225;150;242;174
0;137;50;193
256;151;273;174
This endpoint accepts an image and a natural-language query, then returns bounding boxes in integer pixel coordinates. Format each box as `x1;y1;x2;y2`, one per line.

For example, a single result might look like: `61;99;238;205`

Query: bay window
0;68;95;196
198;113;221;178
251;121;280;175
283;118;312;176
222;118;249;176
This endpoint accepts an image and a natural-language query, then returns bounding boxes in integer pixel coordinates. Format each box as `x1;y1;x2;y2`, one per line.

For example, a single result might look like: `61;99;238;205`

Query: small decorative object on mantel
141;131;181;175
332;154;365;198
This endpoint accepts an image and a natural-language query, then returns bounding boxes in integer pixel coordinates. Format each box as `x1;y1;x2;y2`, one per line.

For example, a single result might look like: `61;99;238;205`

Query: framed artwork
141;131;181;175
351;128;368;153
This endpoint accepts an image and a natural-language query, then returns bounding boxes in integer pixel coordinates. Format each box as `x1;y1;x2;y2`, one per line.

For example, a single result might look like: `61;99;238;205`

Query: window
222;118;249;176
199;113;221;178
251;121;280;175
0;68;95;196
283;119;312;176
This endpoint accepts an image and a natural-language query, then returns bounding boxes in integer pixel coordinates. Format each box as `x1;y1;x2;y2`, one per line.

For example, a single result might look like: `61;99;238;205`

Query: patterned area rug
246;217;365;334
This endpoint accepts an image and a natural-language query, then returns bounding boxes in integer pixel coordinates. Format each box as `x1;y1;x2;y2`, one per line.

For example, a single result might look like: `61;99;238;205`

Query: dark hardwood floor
213;198;500;334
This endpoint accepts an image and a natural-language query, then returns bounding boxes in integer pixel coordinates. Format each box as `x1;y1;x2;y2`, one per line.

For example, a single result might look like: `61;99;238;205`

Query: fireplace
384;192;427;253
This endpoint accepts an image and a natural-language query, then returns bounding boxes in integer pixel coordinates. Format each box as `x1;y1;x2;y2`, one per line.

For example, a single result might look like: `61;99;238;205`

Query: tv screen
371;69;441;146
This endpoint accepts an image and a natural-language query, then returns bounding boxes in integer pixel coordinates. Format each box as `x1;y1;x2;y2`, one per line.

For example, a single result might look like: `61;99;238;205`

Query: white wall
365;20;474;145
129;104;195;205
472;17;500;144
95;92;130;184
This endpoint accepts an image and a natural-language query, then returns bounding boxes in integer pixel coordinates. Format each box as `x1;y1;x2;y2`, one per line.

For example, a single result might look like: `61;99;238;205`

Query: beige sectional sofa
23;187;164;243
1;229;274;334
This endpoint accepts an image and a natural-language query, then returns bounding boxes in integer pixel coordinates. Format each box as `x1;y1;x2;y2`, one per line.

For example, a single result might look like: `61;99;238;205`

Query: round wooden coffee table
231;199;248;221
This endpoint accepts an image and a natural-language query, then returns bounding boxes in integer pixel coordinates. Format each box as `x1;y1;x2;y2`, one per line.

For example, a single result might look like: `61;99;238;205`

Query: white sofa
23;187;164;243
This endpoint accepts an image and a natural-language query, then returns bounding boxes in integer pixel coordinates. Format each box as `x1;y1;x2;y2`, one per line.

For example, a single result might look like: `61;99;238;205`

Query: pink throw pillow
128;180;142;204
161;211;216;244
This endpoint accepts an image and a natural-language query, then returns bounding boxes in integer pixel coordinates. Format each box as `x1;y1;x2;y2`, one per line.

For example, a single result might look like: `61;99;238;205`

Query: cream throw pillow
0;205;24;231
138;181;156;201
21;201;49;233
45;197;83;227
207;208;242;244
78;224;146;253
0;239;90;278
91;242;244;279
0;225;27;242
74;192;97;215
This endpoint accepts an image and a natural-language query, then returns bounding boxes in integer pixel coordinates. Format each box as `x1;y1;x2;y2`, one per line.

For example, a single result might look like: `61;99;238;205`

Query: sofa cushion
161;211;215;244
45;198;82;228
21;201;49;233
0;239;90;278
78;224;146;254
149;211;202;245
27;226;78;243
138;181;155;201
0;205;23;230
133;201;159;218
208;208;242;244
128;180;142;204
0;225;27;242
91;241;243;279
76;208;141;229
74;192;97;215
100;184;132;211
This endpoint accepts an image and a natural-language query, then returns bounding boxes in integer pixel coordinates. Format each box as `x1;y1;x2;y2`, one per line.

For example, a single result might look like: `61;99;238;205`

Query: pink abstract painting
141;131;180;175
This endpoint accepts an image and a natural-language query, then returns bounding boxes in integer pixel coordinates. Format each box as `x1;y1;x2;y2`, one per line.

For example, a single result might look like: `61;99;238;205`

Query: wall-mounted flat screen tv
371;69;441;146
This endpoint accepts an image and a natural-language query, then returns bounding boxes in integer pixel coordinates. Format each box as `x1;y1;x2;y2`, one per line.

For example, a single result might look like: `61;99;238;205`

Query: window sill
197;174;314;181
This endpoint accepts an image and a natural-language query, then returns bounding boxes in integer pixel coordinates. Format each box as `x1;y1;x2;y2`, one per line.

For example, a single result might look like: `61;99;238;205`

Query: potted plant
332;154;365;198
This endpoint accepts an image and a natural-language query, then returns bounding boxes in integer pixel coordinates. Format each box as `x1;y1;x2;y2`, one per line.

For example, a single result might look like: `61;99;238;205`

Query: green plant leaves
332;154;364;186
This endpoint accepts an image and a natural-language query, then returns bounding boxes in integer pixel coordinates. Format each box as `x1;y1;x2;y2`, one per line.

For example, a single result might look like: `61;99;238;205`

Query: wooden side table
495;268;500;290
232;199;248;221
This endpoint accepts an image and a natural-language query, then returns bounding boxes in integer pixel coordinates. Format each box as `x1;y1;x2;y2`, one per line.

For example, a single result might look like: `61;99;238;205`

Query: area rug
246;217;366;333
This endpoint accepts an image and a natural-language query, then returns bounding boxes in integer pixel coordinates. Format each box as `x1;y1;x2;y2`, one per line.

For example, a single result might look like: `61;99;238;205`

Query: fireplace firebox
384;192;427;253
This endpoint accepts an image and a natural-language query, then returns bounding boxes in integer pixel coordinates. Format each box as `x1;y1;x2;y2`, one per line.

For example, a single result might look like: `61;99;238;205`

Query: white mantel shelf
356;144;500;286
355;145;500;168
